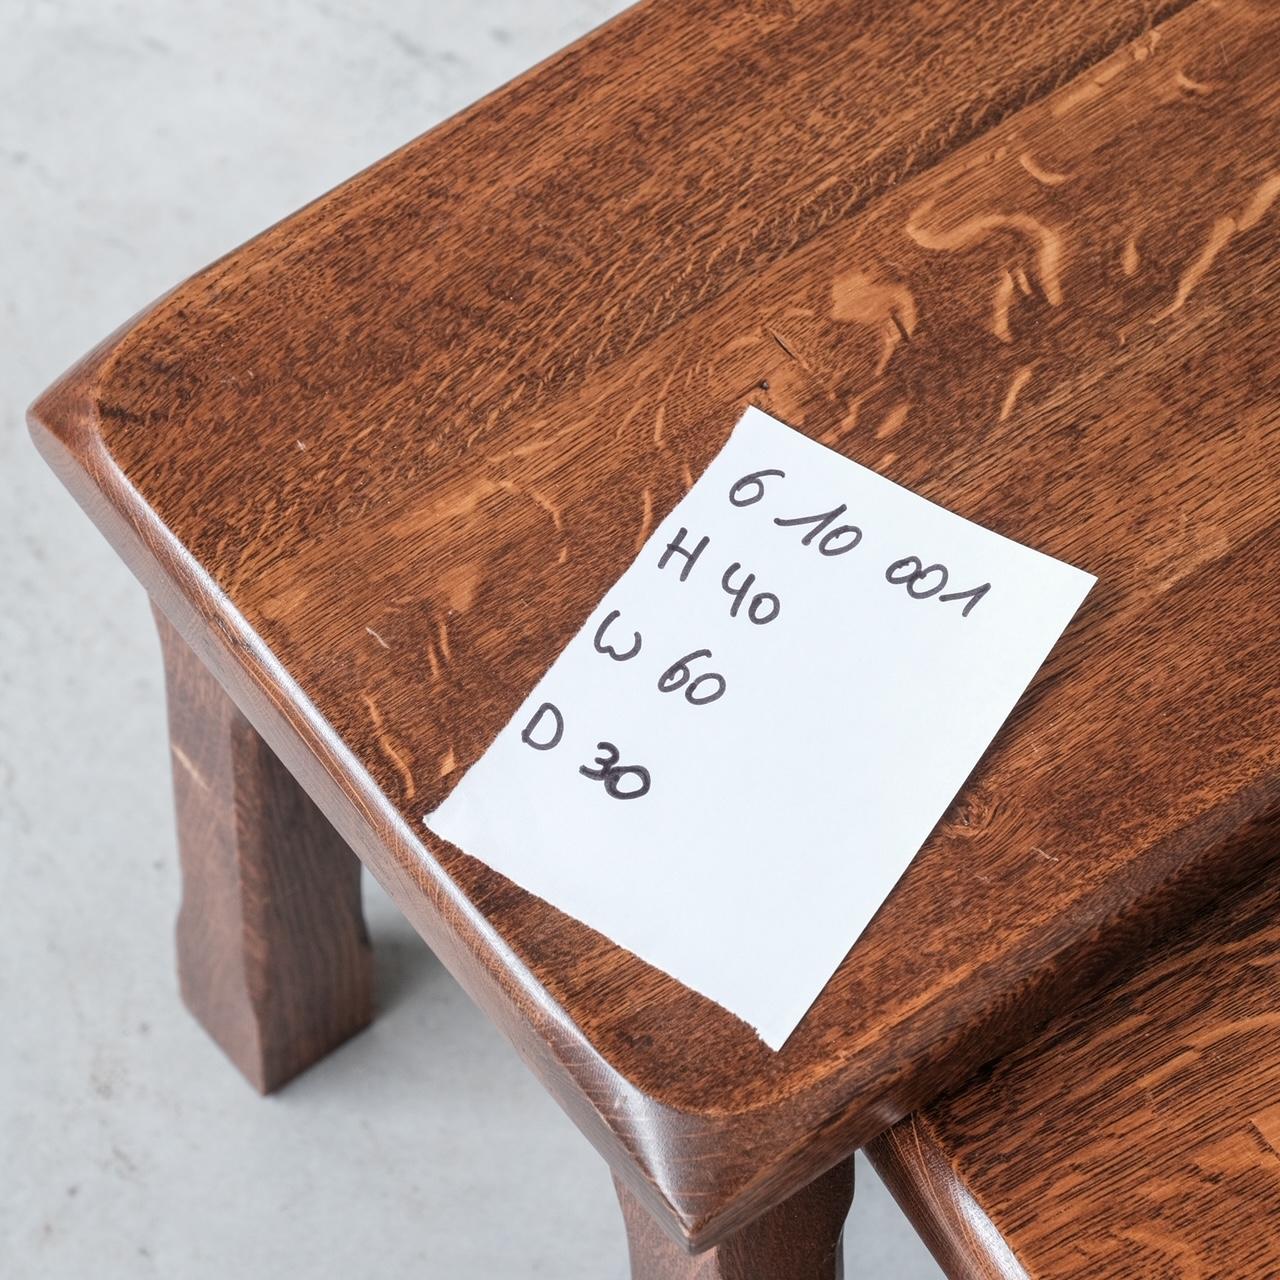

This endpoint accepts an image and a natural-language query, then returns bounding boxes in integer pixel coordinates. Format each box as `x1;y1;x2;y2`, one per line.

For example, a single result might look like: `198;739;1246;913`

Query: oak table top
29;0;1280;1251
867;860;1280;1278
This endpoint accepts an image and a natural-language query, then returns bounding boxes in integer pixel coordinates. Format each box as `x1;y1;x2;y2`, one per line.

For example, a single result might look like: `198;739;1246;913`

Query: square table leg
153;605;374;1092
614;1157;855;1280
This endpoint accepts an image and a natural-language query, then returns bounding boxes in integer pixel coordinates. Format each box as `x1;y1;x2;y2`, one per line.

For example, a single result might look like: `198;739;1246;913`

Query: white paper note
425;407;1095;1049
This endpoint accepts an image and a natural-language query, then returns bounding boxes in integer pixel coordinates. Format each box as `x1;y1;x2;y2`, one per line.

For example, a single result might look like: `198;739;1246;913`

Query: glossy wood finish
28;0;1280;1250
868;862;1280;1279
156;608;373;1093
615;1159;854;1280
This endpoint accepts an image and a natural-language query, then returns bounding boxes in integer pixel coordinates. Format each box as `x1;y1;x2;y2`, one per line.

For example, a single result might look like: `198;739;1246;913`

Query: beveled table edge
29;229;1280;1255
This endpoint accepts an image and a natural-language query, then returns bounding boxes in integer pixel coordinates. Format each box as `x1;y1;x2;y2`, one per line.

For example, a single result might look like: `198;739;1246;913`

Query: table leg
153;606;373;1092
614;1158;855;1280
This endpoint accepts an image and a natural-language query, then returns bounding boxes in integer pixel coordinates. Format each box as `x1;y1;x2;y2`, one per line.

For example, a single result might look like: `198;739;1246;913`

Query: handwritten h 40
516;463;993;801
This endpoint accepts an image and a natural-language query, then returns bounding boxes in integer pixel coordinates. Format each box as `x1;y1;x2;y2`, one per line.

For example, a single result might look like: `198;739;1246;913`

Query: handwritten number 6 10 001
884;556;990;616
730;467;991;617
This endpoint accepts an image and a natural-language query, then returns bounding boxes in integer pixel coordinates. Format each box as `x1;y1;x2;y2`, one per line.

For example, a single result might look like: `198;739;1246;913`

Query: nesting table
30;0;1280;1274
869;859;1280;1277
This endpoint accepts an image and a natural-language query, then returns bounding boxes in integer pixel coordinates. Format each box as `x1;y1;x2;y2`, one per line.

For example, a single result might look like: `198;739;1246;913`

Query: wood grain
28;0;1280;1250
868;861;1280;1279
615;1159;854;1279
156;608;373;1092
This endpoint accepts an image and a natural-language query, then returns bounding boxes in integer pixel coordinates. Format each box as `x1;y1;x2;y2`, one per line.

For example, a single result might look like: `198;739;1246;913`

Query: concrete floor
0;3;944;1276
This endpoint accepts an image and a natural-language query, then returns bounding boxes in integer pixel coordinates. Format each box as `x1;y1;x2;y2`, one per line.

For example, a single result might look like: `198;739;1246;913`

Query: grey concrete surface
0;3;945;1276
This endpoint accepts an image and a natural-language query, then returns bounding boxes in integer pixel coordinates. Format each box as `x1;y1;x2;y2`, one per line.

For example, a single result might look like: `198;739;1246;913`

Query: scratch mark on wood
1153;173;1279;321
1251;1103;1280;1161
818;390;869;447
831;272;918;332
1000;365;1034;422
907;202;1064;306
1174;69;1218;95
992;269;1016;343
437;620;452;662
1018;153;1072;186
436;476;501;524
765;326;798;360
1051;28;1160;117
635;487;654;553
1052;77;1105;117
442;565;479;614
365;626;391;650
488;434;555;463
875;332;898;376
614;400;647;441
834;272;917;344
361;693;416;800
645;360;683;450
1133;28;1160;61
1158;214;1237;319
1239;171;1280;232
875;401;911;439
764;326;814;372
170;744;210;792
497;481;564;533
1122;234;1141;277
831;270;918;375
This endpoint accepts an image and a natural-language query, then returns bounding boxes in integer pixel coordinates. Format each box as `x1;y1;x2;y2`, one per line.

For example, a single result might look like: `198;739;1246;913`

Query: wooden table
29;0;1280;1273
867;861;1280;1278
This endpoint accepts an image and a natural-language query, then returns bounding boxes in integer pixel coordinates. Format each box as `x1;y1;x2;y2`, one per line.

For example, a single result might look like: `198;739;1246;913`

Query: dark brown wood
615;1159;854;1280
869;1118;1028;1280
156;607;373;1093
868;862;1280;1279
27;0;1280;1251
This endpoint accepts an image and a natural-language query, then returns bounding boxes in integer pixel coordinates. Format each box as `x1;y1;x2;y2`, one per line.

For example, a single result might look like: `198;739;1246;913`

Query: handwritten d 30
519;700;652;800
